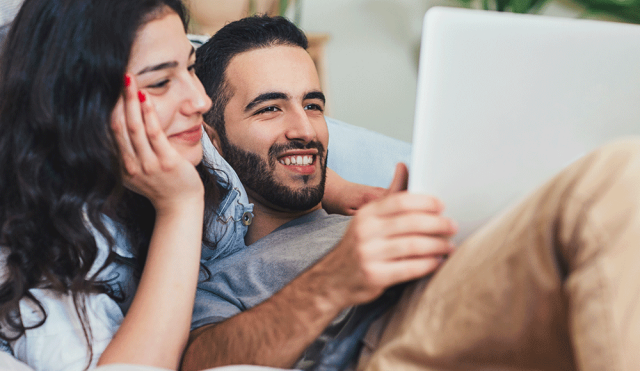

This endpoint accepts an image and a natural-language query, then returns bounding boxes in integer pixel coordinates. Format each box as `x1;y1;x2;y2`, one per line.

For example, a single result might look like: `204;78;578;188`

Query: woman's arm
97;78;204;369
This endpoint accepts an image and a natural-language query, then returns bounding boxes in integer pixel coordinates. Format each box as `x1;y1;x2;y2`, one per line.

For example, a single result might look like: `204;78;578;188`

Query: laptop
408;7;640;243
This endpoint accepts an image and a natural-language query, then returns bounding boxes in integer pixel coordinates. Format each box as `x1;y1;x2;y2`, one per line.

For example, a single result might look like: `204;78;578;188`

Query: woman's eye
147;79;170;89
188;63;196;72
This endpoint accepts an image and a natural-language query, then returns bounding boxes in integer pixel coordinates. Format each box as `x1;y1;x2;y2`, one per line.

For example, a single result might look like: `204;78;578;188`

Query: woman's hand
100;75;205;369
111;75;204;213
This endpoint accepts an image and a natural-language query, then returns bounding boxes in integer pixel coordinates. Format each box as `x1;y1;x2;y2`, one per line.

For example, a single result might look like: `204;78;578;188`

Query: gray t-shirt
193;209;402;370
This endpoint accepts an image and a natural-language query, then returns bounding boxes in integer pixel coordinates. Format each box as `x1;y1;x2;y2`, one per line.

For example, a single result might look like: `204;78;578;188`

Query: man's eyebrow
136;47;195;75
304;91;326;103
244;92;289;112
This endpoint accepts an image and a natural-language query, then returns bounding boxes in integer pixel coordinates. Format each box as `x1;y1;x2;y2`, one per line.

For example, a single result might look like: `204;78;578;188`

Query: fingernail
137;91;146;103
124;74;131;87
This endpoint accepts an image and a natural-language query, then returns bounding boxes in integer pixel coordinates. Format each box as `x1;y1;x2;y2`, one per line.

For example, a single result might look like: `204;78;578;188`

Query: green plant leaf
510;0;533;12
455;0;640;23
280;0;290;16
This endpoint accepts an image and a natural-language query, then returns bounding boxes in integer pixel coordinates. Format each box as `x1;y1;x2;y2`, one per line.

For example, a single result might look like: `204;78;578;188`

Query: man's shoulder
276;208;350;231
262;209;350;244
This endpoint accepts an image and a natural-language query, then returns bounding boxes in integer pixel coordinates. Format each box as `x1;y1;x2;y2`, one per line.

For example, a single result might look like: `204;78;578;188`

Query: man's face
215;45;329;212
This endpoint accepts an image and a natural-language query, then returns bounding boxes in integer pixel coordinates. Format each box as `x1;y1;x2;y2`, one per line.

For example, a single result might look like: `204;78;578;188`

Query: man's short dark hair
195;15;308;139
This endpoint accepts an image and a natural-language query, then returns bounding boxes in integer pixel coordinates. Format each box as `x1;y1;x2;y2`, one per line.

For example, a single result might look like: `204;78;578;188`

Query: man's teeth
279;155;314;166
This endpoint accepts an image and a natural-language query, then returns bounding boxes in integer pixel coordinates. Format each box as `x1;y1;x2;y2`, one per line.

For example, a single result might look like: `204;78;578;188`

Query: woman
0;0;219;369
0;1;381;370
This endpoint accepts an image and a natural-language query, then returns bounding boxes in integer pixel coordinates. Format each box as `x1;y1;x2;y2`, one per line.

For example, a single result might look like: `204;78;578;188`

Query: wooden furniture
186;0;282;36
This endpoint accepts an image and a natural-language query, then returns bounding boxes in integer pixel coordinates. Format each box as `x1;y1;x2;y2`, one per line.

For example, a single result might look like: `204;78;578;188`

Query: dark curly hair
0;0;226;366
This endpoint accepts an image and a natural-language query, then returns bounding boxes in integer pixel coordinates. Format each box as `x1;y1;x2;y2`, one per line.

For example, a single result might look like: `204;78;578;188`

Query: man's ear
203;123;223;154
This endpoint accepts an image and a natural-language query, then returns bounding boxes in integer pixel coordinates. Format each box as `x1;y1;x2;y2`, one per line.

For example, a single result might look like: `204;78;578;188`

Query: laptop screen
409;7;640;242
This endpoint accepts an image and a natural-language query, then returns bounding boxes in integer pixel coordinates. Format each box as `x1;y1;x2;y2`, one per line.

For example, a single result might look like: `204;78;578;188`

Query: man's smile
274;148;320;175
278;154;316;166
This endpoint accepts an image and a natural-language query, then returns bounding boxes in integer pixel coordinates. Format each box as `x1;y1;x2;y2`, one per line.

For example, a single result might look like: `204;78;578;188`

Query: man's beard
218;135;327;212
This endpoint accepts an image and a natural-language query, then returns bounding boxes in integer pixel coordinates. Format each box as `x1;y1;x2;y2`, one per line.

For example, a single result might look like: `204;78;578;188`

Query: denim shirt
201;130;254;261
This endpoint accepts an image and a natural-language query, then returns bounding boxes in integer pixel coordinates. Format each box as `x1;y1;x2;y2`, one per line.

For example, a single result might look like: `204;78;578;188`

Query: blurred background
183;0;640;143
2;0;638;142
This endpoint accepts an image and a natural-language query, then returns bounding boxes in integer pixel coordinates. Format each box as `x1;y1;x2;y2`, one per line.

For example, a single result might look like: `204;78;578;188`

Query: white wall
300;0;441;143
298;0;589;143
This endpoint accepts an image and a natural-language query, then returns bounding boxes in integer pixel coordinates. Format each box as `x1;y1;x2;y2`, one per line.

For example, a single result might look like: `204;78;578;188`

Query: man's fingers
362;192;445;217
379;235;454;261
387;163;409;193
374;256;445;286
381;212;458;238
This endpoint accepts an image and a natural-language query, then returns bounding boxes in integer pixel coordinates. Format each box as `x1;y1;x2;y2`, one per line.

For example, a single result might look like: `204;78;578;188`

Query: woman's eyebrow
136;61;178;75
136;47;195;75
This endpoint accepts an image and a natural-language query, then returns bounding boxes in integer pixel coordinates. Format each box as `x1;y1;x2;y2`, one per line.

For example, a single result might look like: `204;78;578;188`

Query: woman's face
125;11;212;166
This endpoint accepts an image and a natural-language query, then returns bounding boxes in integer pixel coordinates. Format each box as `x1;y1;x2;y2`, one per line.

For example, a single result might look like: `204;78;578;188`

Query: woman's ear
203;123;222;153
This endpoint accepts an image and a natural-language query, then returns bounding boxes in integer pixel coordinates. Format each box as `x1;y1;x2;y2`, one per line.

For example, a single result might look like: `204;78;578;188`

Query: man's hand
322;164;409;215
314;162;455;307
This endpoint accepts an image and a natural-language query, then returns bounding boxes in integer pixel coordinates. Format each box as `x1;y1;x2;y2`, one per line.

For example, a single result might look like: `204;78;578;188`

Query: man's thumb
387;163;409;193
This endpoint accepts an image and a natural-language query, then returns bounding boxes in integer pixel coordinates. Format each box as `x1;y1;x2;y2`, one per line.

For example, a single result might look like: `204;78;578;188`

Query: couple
1;2;639;371
0;1;449;370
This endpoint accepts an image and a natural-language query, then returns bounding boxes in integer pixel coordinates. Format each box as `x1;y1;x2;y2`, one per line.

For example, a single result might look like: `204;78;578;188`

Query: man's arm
322;168;387;216
181;164;458;370
182;261;351;369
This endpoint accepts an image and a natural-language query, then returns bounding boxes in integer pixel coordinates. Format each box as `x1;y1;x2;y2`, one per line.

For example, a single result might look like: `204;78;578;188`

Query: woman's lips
169;125;202;144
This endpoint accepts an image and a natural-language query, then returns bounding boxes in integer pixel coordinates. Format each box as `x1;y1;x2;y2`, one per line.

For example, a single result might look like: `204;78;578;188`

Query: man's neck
245;195;322;245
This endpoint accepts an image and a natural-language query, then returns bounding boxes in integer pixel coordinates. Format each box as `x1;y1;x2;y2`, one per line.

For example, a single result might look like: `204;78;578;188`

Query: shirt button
241;211;253;226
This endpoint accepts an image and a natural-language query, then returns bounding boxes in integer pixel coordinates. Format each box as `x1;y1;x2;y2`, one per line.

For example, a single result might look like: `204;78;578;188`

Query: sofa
325;117;411;188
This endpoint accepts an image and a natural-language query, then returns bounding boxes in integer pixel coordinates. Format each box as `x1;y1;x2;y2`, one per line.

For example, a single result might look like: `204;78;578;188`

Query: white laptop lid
408;7;640;242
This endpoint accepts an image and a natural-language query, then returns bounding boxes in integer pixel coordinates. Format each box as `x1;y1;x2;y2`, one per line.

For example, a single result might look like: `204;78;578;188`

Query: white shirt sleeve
0;351;34;371
11;289;123;371
6;215;131;371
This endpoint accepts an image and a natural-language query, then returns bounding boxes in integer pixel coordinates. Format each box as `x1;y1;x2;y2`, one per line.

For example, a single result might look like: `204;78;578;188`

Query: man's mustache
267;141;325;169
268;141;325;158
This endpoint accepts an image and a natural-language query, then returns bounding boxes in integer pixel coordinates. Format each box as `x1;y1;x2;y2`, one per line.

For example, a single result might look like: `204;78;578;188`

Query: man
183;15;455;371
183;15;640;371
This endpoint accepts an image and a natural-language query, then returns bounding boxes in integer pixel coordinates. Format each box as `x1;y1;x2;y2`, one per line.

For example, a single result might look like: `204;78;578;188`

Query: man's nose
284;108;316;143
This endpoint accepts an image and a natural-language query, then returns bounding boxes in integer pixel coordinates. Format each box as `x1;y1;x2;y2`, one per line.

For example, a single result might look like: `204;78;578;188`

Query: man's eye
255;106;280;115
305;103;324;112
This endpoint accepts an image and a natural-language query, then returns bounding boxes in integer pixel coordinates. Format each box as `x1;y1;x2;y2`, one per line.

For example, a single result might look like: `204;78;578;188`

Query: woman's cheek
151;98;172;133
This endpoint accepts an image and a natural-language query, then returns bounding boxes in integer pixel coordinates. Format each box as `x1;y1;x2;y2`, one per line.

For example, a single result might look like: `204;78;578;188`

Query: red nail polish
137;91;146;103
124;75;131;87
